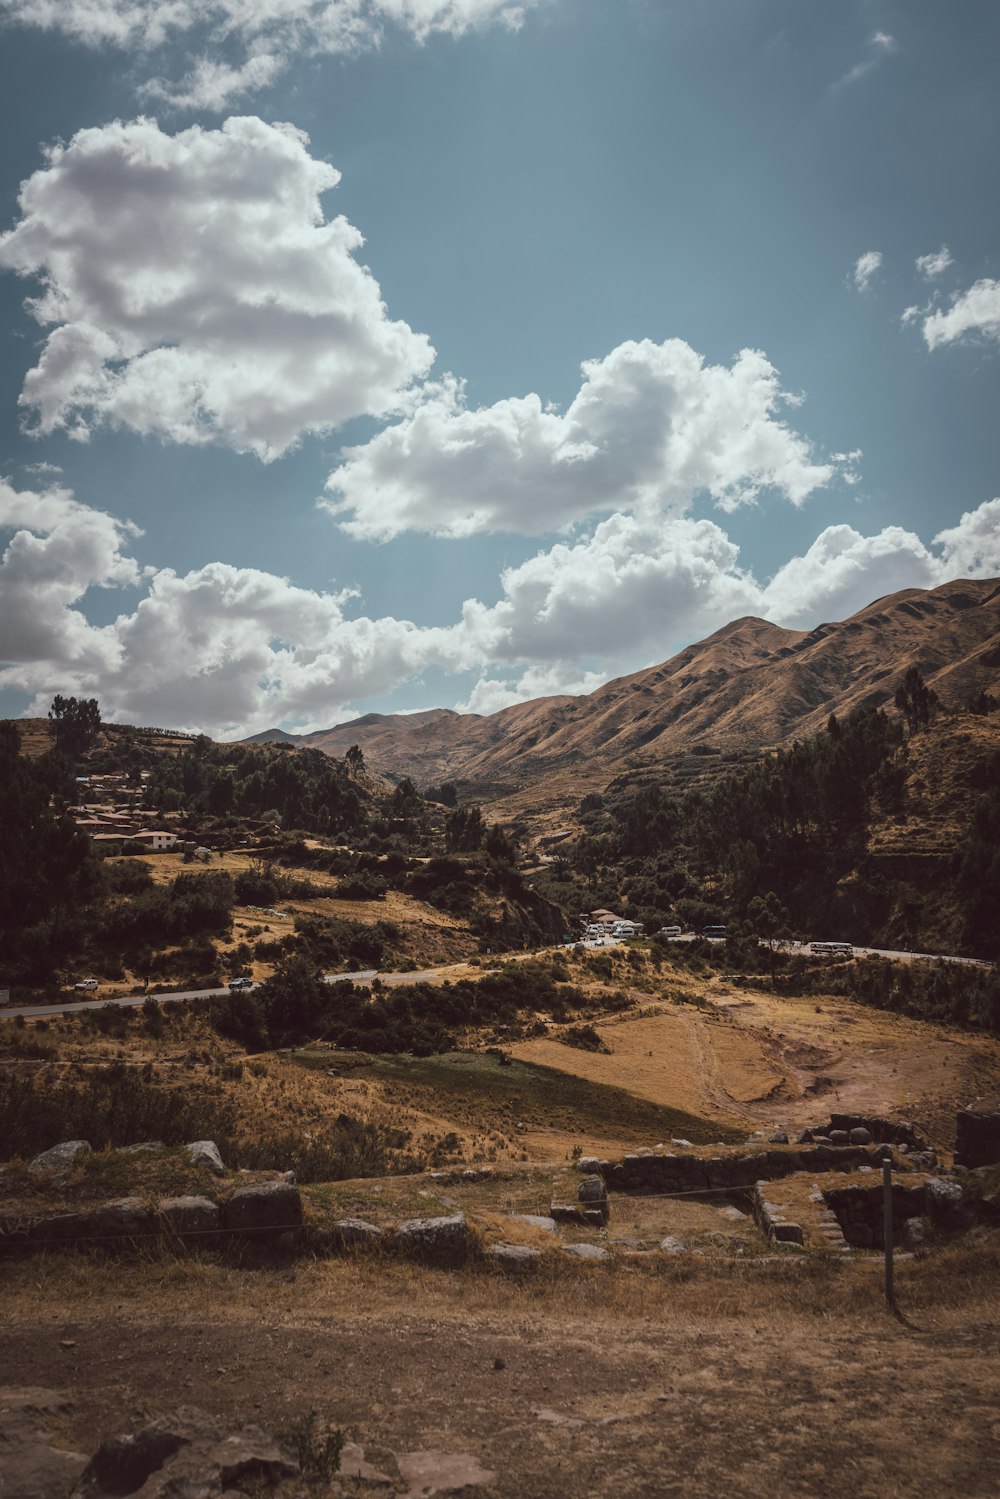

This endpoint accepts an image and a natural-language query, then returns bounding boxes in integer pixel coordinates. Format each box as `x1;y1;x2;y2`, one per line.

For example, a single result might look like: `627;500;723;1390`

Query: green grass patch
293;1047;739;1147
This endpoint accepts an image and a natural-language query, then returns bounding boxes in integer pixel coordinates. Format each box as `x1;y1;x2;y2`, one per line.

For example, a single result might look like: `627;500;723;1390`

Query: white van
657;925;682;939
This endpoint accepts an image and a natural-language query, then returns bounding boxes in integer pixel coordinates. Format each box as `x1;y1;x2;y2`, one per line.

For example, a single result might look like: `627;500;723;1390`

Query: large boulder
32;1212;90;1247
184;1140;225;1175
71;1412;298;1497
26;1141;91;1179
0;1388;88;1499
223;1181;303;1238
89;1198;156;1244
577;1174;609;1224
955;1099;1000;1169
158;1196;221;1242
393;1214;470;1267
488;1243;542;1270
328;1218;383;1250
925;1178;974;1232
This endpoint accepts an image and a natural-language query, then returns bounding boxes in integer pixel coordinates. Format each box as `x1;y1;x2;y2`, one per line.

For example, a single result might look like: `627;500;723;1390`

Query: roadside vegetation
536;686;1000;960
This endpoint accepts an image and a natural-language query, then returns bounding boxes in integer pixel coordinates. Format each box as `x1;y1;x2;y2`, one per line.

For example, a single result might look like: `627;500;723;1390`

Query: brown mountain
269;577;1000;816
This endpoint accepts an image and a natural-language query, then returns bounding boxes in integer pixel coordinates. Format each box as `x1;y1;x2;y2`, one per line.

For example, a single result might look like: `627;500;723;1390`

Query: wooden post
882;1158;895;1309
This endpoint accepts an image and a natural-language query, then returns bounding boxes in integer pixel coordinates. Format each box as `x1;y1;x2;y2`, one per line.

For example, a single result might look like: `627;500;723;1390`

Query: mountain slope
257;577;1000;806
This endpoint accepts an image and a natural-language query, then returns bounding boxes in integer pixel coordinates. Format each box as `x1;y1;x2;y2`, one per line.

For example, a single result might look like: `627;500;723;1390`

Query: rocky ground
3;1245;1000;1498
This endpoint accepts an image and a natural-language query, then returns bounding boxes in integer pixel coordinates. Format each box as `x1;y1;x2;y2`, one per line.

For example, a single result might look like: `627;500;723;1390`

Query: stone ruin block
955;1099;1000;1169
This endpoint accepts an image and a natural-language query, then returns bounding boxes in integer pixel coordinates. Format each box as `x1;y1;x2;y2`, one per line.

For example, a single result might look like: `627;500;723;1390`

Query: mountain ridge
241;577;1000;808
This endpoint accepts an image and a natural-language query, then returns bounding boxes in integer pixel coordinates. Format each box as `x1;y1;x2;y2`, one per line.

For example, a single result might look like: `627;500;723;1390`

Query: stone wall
822;1181;926;1248
578;1142;894;1197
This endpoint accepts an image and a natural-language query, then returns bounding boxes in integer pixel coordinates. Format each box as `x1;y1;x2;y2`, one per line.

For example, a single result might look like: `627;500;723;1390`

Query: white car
73;978;99;991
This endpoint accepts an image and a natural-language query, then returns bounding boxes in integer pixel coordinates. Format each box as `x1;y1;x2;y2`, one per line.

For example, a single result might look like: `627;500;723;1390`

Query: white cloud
0;1;538;108
324;340;842;540
454;663;606;715
0;477;140;677
915;246;953;280
6;481;997;737
921;278;1000;351
852;250;883;293
142;51;286;111
460;513;760;666
933;497;1000;577
835;31;897;89
0;116;434;459
759;523;942;628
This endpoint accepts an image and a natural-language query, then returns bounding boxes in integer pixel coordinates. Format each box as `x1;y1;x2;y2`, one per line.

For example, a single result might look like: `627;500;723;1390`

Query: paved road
3;936;991;1021
0;964;481;1019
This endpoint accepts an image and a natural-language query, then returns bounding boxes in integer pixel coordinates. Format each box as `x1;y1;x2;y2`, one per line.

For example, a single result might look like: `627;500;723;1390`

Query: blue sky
0;0;998;735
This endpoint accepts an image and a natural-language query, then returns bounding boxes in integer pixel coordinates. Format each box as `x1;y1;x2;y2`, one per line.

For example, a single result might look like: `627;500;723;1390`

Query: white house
134;830;179;851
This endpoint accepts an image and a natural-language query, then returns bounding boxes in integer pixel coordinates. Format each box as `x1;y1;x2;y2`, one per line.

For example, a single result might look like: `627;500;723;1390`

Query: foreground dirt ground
3;1250;999;1498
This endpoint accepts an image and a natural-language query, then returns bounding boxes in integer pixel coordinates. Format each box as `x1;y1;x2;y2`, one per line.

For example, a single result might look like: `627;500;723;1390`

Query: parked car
73;978;99;990
657;925;682;938
228;976;255;991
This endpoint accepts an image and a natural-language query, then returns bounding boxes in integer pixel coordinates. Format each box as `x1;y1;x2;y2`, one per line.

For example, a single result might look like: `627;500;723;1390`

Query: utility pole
882;1158;895;1310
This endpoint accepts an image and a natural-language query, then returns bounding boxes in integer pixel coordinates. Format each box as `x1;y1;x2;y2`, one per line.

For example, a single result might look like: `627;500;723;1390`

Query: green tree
48;695;101;759
894;666;938;734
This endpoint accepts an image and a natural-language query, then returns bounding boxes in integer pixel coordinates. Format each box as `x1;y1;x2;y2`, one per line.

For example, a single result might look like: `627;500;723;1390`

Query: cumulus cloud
0;1;538;107
6;481;998;737
852;251;883;293
324;340;842;540
0;116;434;458
454;664;607;715
915;246;953;280
921;278;1000;350
933;497;1000;576
0;477;140;677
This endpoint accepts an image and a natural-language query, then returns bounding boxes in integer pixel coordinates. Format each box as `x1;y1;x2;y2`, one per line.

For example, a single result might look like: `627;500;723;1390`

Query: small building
133;830;179;851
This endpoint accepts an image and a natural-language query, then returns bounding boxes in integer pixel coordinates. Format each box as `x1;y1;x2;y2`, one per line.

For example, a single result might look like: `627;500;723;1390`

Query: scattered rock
119;1141;166;1155
925;1177;974;1231
329;1217;383;1249
659;1236;688;1255
26;1141;91;1179
71;1411;298;1497
393;1214;470;1268
488;1242;542;1269
795;1129;814;1144
223;1181;303;1238
395;1449;496;1497
829;1130;849;1146
577;1174;608;1205
561;1243;608;1261
339;1441;393;1486
903;1216;929;1252
0;1388;88;1499
848;1127;873;1146
508;1214;556;1233
184;1140;225;1175
769;1130;789;1145
158;1196;221;1241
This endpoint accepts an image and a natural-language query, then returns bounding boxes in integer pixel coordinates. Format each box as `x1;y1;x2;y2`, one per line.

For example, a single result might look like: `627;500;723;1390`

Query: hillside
259;578;1000;819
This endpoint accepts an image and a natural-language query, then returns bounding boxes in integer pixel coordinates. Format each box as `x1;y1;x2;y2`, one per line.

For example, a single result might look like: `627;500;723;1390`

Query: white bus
809;941;854;955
